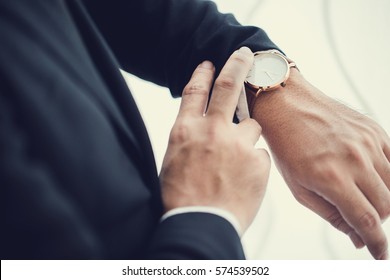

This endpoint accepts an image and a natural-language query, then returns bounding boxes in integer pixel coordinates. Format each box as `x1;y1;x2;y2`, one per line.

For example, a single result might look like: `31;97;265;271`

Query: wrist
248;68;317;138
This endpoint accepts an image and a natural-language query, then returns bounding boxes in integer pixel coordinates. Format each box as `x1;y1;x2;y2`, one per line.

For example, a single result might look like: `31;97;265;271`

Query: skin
160;47;389;259
160;47;271;233
247;68;390;260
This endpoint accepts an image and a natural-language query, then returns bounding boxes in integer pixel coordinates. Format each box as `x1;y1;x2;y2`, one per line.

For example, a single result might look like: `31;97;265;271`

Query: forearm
82;0;279;97
247;64;390;260
248;69;311;138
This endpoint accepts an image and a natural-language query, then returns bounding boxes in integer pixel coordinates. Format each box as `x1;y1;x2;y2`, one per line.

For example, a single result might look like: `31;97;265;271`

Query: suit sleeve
148;213;245;259
80;0;273;259
81;0;280;98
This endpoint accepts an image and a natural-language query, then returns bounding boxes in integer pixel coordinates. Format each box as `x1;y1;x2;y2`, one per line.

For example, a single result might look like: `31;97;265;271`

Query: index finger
207;47;253;120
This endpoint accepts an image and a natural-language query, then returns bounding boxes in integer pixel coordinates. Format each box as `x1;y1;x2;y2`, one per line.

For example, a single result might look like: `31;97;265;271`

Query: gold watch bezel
244;50;297;97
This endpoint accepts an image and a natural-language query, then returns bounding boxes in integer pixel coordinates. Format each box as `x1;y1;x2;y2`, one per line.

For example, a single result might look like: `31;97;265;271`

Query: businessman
1;0;389;259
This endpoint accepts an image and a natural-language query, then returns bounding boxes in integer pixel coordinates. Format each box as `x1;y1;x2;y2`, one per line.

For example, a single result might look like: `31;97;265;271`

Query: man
1;0;389;259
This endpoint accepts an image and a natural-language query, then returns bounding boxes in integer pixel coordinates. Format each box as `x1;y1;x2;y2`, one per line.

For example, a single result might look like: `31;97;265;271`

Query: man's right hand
160;47;271;233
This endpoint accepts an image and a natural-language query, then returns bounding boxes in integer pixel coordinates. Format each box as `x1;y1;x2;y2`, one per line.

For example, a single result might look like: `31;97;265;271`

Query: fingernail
199;61;214;69
237;46;253;56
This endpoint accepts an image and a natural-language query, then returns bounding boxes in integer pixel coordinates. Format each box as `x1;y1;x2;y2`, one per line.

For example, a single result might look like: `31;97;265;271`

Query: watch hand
264;71;274;80
259;69;278;78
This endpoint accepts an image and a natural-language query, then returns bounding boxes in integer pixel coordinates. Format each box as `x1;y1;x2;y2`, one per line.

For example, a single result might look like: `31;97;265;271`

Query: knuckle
215;75;237;91
183;82;209;97
345;143;366;165
169;121;190;144
367;119;384;136
311;161;344;186
360;130;378;152
357;211;379;230
231;52;252;67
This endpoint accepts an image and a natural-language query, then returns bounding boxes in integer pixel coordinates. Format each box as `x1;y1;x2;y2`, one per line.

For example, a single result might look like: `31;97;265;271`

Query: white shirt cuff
160;206;243;237
235;85;250;122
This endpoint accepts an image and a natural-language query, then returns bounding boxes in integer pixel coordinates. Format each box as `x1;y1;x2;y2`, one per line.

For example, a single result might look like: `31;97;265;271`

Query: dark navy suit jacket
0;0;278;259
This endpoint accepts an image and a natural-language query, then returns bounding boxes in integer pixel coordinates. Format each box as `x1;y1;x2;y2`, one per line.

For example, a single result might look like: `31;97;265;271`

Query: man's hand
160;47;271;233
251;69;390;259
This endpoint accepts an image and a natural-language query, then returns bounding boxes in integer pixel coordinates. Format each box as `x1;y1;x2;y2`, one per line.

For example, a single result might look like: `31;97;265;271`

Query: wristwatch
245;50;297;97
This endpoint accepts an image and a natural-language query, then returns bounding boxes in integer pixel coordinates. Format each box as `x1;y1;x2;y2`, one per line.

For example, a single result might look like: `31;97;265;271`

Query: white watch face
246;52;289;88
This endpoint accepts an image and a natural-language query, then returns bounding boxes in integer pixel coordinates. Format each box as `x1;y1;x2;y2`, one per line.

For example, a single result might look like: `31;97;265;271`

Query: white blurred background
123;0;390;259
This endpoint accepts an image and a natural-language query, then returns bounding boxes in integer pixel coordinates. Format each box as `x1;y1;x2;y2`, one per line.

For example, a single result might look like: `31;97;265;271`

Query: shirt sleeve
161;206;243;237
81;0;281;98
